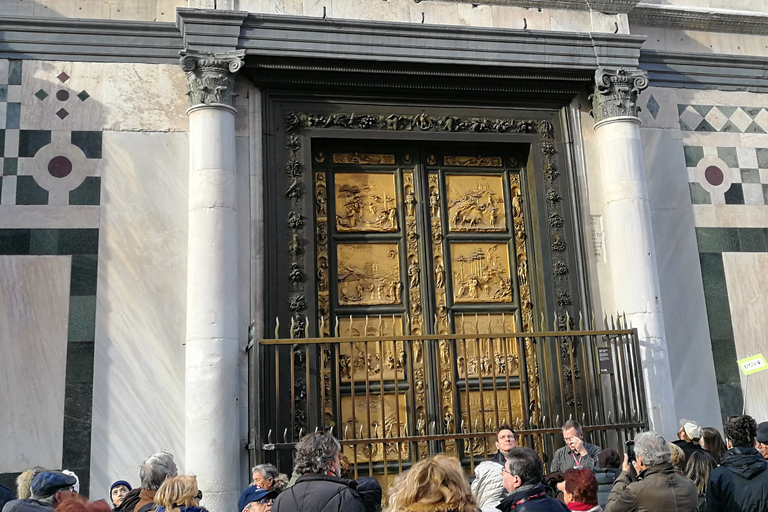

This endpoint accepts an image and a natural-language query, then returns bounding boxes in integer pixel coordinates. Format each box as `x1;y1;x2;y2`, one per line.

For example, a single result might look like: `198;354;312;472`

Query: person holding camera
604;431;698;512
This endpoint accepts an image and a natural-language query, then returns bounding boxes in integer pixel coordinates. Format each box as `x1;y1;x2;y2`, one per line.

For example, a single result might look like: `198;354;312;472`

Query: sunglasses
195;491;203;500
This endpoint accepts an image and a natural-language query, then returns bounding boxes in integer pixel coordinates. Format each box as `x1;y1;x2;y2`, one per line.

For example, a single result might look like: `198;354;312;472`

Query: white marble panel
410;2;459;26
0;0;185;20
550;10;592;32
102;63;188;132
638;87;681;130
333;0;410;22
491;6;550;31
21;61;106;131
457;3;494;27
723;253;768;423
644;131;721;428
0;59;9;84
0;255;71;473
0;205;99;228
90;131;188;500
677;89;768;109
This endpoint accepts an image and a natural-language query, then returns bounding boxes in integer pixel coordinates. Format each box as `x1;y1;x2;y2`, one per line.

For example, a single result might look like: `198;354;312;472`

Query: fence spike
392;314;396;336
620;410;625;423
609;314;615;330
488;418;493;431
290;317;295;339
275;317;280;339
377;315;383;337
373;424;378;438
364;315;369;336
554;312;559;331
388;424;393;437
474;313;480;333
582;413;586;425
607;412;612;424
405;312;411;335
434;314;439;333
555;415;560;426
501;313;506;333
540;312;546;331
267;429;272;444
488;313;493;333
623;312;628;328
603;312;608;330
430;421;436;435
461;419;465;432
349;315;353;337
334;317;339;337
591;312;596;330
359;425;364;438
283;428;288;444
568;413;572;420
319;316;325;338
344;425;349;440
578;312;584;331
595;412;599;423
616;312;622;329
514;314;520;333
299;428;304;438
566;311;571;330
315;426;319;433
305;316;310;338
474;419;479;432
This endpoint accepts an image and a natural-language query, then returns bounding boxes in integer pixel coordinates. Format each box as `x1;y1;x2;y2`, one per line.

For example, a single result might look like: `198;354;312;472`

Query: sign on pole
737;354;768;376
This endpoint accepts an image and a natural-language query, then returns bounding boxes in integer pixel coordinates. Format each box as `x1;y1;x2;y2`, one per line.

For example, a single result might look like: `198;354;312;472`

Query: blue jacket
497;483;569;512
703;447;768;512
155;506;207;512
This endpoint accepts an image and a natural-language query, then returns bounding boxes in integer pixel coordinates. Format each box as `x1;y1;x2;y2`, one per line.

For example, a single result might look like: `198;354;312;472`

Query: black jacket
703;446;768;512
594;468;620;510
672;440;709;467
491;450;508;467
272;474;365;512
496;483;569;512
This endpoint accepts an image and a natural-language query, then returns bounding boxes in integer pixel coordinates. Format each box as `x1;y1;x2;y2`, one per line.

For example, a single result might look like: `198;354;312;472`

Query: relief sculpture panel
446;175;506;232
455;314;520;379
335;173;398;232
337;316;405;382
341;394;409;463
450;243;512;303
337;243;401;305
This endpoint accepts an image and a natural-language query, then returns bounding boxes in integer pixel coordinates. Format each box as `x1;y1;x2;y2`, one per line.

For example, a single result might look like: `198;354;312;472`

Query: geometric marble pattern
679;104;768;133
685;145;768;206
0;59;102;207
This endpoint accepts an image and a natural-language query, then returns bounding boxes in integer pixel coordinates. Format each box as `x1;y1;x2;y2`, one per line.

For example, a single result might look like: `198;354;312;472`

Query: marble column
591;68;676;435
180;49;245;512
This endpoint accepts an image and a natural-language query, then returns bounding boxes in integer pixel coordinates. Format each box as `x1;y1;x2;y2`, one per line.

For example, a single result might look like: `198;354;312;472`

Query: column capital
591;67;649;124
179;49;245;108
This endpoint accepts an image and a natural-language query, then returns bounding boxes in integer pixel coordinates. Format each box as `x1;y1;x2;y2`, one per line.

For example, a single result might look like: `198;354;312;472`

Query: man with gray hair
550;420;602;473
605;431;698;512
134;451;177;512
271;433;364;512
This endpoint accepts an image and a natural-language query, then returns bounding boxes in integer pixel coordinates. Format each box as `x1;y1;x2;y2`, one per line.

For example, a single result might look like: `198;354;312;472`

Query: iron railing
254;315;647;478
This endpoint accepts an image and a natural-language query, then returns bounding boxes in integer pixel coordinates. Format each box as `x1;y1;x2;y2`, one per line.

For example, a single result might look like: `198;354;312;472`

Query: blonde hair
668;443;684;471
154;476;199;512
388;455;476;512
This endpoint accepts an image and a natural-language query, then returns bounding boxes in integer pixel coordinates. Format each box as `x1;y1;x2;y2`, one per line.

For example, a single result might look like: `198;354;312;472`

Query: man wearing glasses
550;420;602;474
497;448;569;512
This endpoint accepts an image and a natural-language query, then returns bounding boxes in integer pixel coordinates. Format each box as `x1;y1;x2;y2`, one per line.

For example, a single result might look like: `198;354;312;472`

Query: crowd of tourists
2;414;768;512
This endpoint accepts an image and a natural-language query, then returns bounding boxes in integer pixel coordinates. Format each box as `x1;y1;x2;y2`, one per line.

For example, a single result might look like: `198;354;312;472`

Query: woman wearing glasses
153;476;208;512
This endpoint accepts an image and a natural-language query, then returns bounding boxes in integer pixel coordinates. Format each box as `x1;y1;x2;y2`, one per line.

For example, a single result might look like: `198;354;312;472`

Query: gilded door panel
446;174;507;232
335;172;398;232
337;243;402;306
450;242;513;303
341;393;409;463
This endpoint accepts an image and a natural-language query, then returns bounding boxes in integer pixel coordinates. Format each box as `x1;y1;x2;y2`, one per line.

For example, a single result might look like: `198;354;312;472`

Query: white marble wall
0;256;71;473
723;253;768;422
636;24;768;59
0;0;183;22
580;99;722;436
90;131;189;499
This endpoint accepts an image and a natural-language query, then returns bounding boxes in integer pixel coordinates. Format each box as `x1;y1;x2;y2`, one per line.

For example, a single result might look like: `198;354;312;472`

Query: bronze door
312;143;534;464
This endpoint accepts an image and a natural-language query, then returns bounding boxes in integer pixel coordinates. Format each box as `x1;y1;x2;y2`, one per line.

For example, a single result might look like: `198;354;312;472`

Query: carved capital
179;49;245;108
590;67;649;123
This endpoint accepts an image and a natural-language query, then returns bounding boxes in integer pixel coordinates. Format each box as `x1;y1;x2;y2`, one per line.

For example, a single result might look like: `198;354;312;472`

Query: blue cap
237;486;277;512
110;480;132;492
31;472;77;498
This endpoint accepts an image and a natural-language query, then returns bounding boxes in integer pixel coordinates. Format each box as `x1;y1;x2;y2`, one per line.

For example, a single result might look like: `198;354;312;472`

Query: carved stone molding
179;49;245;108
590;67;649;123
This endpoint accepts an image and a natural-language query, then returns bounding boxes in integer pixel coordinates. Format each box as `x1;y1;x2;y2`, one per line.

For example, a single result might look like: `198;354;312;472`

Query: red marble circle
48;156;73;178
705;166;724;186
56;90;70;101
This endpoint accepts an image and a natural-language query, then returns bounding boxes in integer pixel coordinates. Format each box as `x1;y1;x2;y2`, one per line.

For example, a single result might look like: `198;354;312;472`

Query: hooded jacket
592;468;620;510
271;474;364;512
604;462;698;512
703;446;768;512
497;483;569;512
471;462;506;512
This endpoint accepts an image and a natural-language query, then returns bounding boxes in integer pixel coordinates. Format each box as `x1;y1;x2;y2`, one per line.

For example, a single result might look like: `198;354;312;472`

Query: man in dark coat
272;432;364;512
672;419;708;466
704;414;768;512
0;483;15;512
491;424;519;467
605;431;698;512
497;447;569;512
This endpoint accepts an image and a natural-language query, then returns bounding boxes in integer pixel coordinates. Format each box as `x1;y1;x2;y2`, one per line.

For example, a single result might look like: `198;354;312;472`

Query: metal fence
253;315;647;479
